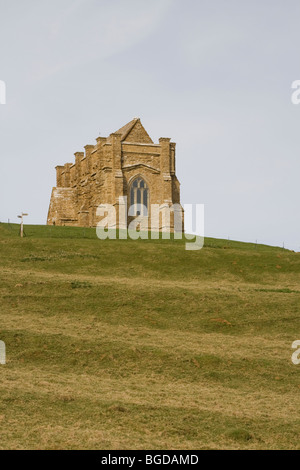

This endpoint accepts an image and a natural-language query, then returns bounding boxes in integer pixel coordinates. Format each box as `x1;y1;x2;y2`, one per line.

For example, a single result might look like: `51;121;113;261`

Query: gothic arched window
129;177;149;216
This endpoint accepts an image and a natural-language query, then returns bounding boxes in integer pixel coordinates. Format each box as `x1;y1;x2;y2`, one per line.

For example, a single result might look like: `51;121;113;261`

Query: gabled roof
111;118;153;144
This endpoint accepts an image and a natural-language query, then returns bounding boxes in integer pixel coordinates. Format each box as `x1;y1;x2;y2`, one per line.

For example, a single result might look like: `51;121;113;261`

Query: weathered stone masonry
47;118;182;229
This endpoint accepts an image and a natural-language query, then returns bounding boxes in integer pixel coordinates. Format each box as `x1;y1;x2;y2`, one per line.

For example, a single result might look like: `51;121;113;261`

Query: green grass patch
0;223;299;449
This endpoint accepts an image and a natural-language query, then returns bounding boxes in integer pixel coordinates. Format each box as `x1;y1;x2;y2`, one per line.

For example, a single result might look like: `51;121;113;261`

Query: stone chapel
47;118;182;230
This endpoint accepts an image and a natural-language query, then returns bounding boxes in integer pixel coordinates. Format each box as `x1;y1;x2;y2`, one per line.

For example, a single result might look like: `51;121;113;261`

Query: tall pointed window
129;177;149;216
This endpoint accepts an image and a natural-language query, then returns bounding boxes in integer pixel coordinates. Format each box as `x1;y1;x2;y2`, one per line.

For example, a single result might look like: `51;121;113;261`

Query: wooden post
18;213;28;238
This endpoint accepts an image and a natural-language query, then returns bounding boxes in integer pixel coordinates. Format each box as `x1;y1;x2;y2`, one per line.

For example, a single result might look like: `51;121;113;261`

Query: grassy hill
0;222;300;450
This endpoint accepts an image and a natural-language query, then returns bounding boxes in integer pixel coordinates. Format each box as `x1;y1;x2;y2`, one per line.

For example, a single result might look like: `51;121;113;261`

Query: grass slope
0;223;300;450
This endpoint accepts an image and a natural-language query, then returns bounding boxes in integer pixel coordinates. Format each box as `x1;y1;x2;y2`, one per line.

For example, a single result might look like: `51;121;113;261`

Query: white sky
0;0;299;250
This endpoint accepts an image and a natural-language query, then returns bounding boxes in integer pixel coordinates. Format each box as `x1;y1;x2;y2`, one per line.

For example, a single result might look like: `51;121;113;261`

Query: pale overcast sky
0;0;300;250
